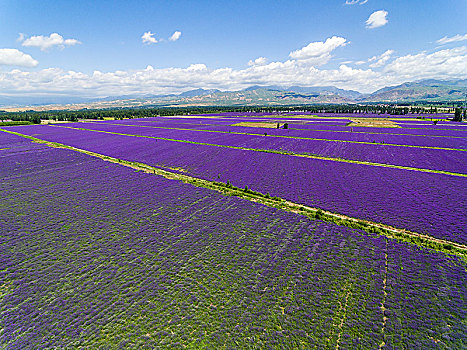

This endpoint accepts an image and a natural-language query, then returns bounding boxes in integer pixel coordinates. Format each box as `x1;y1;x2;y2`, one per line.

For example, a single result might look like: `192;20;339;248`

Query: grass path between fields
1;127;466;259
379;243;389;350
94;121;467;140
290;127;466;139
160;115;467;131
334;283;353;350
54;125;467;178
83;122;467;150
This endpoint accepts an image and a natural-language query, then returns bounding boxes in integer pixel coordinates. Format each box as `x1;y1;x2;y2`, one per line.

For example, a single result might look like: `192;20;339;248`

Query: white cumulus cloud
437;34;467;45
383;46;467;81
345;0;368;5
368;49;394;68
0;49;38;67
142;31;158;44
248;57;268;66
186;63;207;71
1;43;467;98
289;36;347;65
169;31;182;41
21;33;81;51
366;10;388;29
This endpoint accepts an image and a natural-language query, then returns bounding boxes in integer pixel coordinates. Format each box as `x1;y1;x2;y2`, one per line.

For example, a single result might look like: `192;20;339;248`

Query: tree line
0;104;461;123
454;108;466;122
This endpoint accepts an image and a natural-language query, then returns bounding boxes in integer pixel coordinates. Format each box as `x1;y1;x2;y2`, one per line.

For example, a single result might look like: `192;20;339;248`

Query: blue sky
0;0;466;97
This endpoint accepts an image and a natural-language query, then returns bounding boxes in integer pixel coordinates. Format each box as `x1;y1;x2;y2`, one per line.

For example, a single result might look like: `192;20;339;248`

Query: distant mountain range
363;79;467;102
1;79;466;109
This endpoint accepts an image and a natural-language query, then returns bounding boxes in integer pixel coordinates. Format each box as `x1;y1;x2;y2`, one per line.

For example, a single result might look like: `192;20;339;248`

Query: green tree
454;108;462;122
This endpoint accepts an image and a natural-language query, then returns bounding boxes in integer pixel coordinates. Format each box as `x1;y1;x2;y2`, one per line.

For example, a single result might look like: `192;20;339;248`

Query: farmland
1;113;466;349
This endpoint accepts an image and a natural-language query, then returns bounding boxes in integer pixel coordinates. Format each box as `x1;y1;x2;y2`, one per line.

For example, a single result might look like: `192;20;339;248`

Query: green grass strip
181;113;450;122
97;121;467;140
397;127;467;131
83;121;467;152
1;127;466;259
0;121;33;126
161;115;467;131
291;127;466;139
56;125;467;178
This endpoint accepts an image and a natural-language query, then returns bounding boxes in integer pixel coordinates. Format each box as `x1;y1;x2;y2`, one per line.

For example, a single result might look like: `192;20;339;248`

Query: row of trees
453;108;466;122
0;104;460;123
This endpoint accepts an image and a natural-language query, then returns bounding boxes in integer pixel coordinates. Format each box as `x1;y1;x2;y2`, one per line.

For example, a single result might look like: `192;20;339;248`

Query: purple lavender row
143;116;350;125
187;111;317;117
107;116;467;133
395;119;459;124
0;130;50;160
68;123;467;174
130;118;351;128
82;120;467;150
187;125;467;149
1;134;465;348
287;124;467;137
312;113;453;119
109;117;467;138
106;119;229;125
188;112;453;119
393;122;467;129
7;125;467;244
0;130;47;149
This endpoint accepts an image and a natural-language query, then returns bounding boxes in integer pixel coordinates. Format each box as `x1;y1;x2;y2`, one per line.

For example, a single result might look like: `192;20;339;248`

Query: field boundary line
379;241;389;349
157;115;467;130
290;127;466;139
334;283;353;350
1;127;466;259
82;121;467;151
53;125;467;178
100;121;467;139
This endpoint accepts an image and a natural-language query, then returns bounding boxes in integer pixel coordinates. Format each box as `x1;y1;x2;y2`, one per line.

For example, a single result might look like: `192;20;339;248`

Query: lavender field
8;115;467;244
1;113;466;349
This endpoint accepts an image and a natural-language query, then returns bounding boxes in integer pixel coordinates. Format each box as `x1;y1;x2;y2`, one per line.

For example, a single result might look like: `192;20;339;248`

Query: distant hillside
179;88;221;98
285;86;363;100
242;85;363;100
362;79;467;102
0;95;95;107
166;88;353;106
1;79;466;109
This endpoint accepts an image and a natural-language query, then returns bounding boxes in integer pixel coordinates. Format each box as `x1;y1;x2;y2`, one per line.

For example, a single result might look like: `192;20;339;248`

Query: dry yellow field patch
347;118;400;128
231;121;284;128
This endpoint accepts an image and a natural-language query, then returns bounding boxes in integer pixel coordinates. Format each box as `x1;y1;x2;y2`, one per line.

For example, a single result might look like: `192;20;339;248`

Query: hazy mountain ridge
364;79;467;102
169;88;353;106
1;79;466;108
